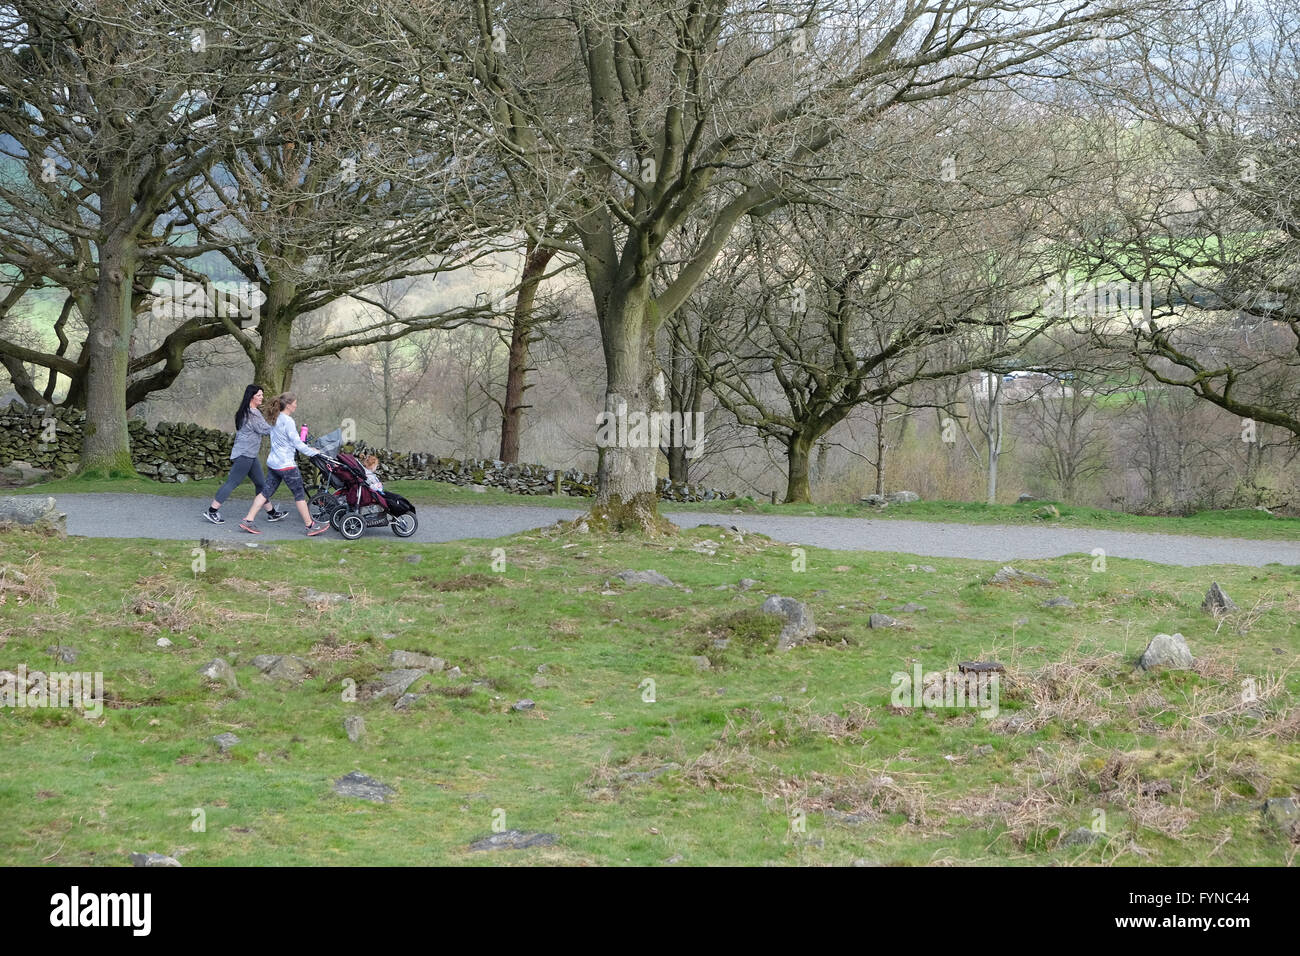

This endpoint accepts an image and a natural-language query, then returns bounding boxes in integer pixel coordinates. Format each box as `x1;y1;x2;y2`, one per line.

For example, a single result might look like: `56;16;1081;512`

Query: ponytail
264;391;297;427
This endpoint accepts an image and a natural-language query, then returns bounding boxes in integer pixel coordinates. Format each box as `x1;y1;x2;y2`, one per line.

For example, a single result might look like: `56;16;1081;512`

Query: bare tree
426;325;507;460
1072;1;1300;440
358;0;1157;527
0;2;282;473
351;280;443;448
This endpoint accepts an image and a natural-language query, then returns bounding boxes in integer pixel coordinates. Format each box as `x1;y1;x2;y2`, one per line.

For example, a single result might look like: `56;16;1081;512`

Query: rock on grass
366;669;427;702
0;495;66;533
1139;633;1193;671
761;595;815;650
468;829;558;852
1202;582;1238;614
302;588;349;607
1262;797;1299;836
616;569;675;587
250;654;310;685
1062;827;1101;847
989;566;1055;586
344;716;365;742
388;650;445;671
198;658;239;692
332;771;395;803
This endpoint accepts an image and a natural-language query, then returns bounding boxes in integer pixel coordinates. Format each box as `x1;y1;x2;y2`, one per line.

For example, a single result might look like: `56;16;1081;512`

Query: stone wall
0;402;231;482
347;440;735;503
0;402;736;502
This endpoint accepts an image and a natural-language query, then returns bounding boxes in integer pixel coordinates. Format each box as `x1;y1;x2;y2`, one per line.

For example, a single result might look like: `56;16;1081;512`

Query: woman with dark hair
203;384;288;525
239;391;328;536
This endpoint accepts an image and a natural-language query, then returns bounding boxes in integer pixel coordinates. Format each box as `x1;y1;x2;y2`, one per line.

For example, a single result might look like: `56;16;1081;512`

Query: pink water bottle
300;425;309;441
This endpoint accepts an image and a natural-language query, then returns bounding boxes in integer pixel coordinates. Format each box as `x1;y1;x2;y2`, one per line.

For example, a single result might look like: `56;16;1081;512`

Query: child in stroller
304;429;419;539
361;454;384;493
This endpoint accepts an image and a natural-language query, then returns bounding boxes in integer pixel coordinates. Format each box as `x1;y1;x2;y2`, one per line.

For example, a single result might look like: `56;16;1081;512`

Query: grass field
0;518;1296;865
12;472;1300;542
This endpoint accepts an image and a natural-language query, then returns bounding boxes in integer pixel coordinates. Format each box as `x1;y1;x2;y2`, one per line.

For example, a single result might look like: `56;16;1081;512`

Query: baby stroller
305;428;418;540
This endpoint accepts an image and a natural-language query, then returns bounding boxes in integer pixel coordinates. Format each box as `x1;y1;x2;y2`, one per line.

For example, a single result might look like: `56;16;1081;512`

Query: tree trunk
592;288;669;532
382;342;394;448
785;433;814;503
665;441;688;485
875;421;886;497
986;376;1002;505
499;244;554;463
252;284;298;394
79;239;138;476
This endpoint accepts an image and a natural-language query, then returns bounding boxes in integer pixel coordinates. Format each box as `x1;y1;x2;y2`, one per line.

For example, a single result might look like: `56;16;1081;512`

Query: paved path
39;492;1300;567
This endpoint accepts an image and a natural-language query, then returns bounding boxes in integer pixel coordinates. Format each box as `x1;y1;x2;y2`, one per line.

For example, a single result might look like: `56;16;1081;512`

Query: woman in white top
239;392;329;536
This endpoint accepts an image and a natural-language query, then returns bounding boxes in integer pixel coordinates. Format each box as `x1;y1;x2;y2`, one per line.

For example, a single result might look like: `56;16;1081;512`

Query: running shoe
266;508;289;522
203;509;225;524
305;521;328;537
239;520;262;535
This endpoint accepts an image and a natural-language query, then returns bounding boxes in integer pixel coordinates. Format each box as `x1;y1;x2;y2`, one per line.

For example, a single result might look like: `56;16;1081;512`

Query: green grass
14;473;1300;541
1;521;1296;866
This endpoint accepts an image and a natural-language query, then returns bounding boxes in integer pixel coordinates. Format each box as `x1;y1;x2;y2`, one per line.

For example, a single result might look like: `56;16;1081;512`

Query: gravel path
41;492;1300;567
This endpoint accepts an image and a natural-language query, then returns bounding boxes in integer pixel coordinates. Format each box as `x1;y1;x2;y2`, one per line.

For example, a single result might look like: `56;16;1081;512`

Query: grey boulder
1139;633;1193;671
332;771;395;803
468;829;558;852
388;649;445;671
248;654;308;683
198;658;239;691
360;668;425;702
989;566;1055;586
1202;582;1238;614
344;716;366;742
761;595;815;650
616;569;675;587
0;495;65;533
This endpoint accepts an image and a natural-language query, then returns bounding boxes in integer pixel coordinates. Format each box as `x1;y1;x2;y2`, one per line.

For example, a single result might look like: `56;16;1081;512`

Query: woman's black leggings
214;456;270;506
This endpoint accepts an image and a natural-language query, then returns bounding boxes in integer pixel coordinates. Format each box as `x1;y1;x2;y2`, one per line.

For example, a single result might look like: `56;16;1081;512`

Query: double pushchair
304;428;418;539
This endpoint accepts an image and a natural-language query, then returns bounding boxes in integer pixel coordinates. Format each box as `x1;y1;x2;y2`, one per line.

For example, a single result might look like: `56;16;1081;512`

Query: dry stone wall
0;402;735;502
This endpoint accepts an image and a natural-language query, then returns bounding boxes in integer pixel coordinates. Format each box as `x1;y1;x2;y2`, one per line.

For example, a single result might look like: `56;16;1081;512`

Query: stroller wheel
391;513;418;537
308;493;334;523
340;514;366;539
330;506;347;531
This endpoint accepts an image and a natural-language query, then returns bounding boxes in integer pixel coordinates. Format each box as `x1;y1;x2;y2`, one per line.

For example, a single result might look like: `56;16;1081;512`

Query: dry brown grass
718;702;876;748
309;639;365;663
0;553;58;607
1019;650;1119;730
1212;592;1276;636
221;577;293;602
772;766;932;826
126;575;200;633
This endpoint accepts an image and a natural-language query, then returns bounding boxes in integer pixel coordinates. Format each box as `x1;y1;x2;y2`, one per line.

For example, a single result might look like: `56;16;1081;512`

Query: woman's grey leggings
214;456;271;506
